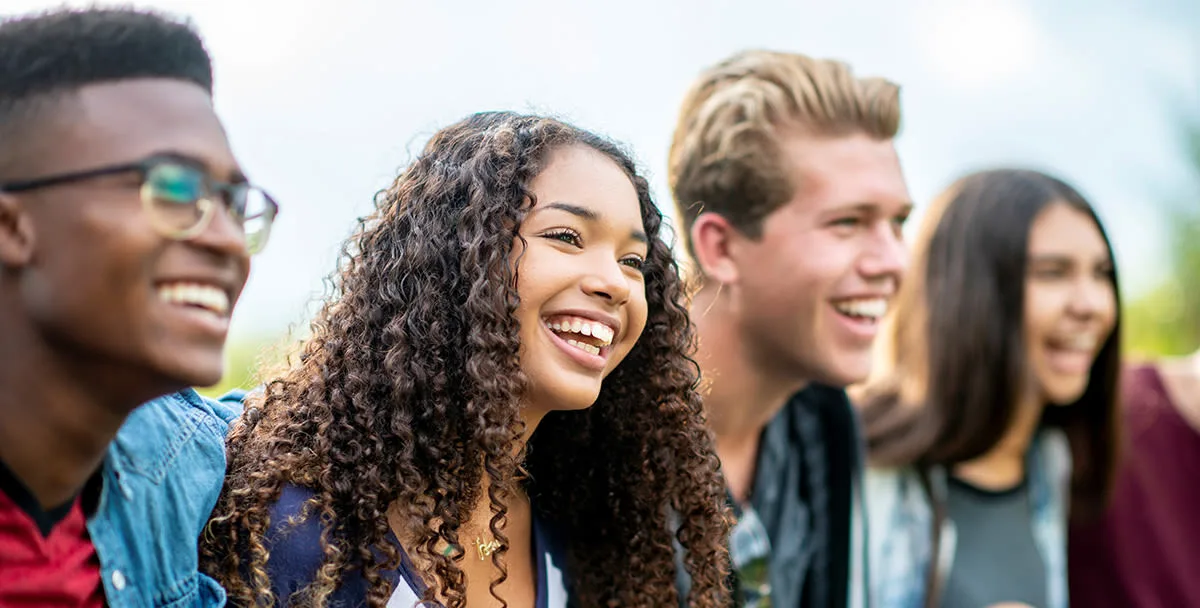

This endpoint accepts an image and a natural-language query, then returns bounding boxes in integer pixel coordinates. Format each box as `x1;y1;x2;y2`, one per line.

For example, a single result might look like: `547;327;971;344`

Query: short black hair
0;7;213;171
0;7;212;100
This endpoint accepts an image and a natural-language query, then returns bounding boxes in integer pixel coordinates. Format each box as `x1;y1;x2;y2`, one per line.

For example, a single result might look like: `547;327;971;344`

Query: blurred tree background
1123;109;1200;359
197;334;276;398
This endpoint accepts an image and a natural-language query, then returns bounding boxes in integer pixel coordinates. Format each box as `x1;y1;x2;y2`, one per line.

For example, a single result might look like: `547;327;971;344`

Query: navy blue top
263;484;569;607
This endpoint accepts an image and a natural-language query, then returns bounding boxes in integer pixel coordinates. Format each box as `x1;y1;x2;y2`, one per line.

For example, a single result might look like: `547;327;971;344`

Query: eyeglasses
0;155;279;255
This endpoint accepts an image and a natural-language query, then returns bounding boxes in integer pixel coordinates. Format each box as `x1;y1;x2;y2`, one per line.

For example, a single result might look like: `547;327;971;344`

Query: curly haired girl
200;111;731;608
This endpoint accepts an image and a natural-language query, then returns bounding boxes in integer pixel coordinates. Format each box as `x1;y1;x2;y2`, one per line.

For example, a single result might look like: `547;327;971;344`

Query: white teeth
593;324;614;344
1056;335;1097;351
565;339;601;356
542;315;615;347
157;282;229;316
834;298;888;320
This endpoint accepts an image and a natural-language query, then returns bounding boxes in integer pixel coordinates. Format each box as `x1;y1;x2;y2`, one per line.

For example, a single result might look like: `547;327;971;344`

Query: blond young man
669;50;912;608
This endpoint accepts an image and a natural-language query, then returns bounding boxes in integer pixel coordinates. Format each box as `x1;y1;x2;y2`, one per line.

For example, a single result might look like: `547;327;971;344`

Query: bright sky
6;0;1200;344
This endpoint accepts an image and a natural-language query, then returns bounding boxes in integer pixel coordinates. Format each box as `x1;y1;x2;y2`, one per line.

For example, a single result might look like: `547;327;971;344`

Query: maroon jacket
1068;363;1200;607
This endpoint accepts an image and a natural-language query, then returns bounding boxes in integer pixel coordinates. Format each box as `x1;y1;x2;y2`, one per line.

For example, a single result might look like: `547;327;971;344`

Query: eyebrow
836;201;914;215
1028;253;1112;266
542;201;647;244
1029;254;1073;265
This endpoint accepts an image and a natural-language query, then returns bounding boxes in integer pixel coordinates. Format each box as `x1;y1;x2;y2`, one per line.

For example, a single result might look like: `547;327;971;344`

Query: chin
553;391;602;412
811;356;872;389
1044;380;1089;406
154;351;226;391
531;382;602;414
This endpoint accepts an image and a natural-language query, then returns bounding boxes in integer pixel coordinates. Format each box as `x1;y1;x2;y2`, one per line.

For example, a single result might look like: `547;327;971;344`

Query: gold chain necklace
441;537;504;560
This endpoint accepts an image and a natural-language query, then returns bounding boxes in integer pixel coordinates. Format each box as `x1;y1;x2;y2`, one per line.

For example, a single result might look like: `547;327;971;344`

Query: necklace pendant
475;537;502;560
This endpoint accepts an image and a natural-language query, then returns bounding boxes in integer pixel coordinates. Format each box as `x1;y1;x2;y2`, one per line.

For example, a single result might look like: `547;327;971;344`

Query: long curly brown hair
200;111;732;607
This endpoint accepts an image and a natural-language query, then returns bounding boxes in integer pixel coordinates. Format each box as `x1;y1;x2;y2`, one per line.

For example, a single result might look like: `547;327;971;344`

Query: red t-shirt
1068;363;1200;607
0;461;105;607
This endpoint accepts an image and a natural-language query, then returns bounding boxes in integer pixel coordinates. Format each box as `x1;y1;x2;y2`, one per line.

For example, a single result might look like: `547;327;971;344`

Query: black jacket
748;384;866;608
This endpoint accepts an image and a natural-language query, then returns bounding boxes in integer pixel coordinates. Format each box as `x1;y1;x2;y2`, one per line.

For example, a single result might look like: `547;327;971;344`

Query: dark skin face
0;78;250;508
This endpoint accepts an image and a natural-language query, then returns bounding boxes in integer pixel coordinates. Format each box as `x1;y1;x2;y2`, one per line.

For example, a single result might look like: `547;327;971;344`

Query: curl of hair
200;111;732;607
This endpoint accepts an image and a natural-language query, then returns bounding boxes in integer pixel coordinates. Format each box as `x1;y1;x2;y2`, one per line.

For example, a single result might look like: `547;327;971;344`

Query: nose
859;222;908;287
1066;274;1114;319
580;254;632;305
190;197;251;264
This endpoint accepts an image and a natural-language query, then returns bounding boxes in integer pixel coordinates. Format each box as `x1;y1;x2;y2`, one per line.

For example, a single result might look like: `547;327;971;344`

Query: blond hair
668;50;901;262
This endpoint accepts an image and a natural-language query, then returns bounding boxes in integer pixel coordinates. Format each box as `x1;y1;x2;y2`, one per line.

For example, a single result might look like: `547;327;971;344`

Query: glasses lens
239;187;276;254
144;163;206;235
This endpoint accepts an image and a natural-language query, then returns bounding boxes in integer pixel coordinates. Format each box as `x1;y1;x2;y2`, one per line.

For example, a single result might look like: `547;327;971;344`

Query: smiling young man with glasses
0;7;277;607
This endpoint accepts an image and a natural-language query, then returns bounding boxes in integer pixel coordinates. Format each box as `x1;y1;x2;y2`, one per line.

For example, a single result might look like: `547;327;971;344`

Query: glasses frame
0;154;279;254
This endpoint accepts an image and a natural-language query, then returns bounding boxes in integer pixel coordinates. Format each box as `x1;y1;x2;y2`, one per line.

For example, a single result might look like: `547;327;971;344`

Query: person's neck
691;285;807;502
440;410;540;551
952;393;1044;491
0;319;159;509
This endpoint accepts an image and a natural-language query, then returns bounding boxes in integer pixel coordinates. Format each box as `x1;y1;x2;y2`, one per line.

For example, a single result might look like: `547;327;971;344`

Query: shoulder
263;484;329;573
119;388;241;445
1124;361;1200;430
1120;363;1169;416
261;485;349;602
111;389;232;483
92;391;238;605
863;465;919;507
863;463;934;535
263;485;404;604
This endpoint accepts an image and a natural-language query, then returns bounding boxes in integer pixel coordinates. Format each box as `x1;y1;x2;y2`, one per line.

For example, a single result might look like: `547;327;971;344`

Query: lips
1044;333;1101;375
539;309;621;370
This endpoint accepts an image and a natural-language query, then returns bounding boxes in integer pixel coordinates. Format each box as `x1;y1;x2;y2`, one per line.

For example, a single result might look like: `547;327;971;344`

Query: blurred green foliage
196;333;287;398
1123;113;1200;358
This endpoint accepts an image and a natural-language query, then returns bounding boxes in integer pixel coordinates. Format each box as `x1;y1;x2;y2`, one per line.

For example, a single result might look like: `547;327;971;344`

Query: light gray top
940;476;1048;608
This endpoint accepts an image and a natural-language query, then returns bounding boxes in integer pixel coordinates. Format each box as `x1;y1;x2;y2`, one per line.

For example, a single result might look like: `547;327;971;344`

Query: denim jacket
863;428;1071;608
85;389;241;608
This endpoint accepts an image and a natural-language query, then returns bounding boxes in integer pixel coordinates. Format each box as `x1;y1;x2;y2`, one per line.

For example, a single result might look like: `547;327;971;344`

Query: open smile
155;280;234;337
831;296;888;339
541;313;618;372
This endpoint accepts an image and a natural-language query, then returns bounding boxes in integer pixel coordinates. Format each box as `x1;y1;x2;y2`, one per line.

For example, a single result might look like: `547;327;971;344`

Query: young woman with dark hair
200;112;732;608
858;168;1122;608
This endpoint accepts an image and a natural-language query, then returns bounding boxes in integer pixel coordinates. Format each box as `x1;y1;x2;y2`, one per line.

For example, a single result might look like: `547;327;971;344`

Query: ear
0;192;35;268
690;211;741;285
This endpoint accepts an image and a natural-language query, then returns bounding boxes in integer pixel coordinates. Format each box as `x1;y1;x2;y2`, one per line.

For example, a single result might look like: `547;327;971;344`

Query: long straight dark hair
860;168;1121;521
